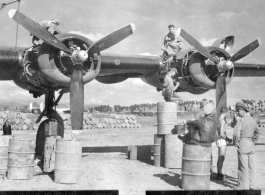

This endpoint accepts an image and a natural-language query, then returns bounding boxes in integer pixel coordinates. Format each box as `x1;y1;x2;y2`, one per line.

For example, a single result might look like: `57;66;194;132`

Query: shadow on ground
82;146;128;153
211;174;237;189
153;172;181;187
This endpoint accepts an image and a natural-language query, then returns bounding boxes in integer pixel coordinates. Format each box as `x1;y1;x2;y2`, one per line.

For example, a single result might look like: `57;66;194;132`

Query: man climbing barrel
162;68;183;103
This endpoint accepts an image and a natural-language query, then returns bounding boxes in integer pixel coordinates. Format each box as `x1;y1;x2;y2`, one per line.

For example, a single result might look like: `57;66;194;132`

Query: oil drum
153;134;165;167
0;135;13;175
3;121;12;135
7;139;35;180
157;102;177;134
54;139;82;184
164;134;183;168
181;143;211;190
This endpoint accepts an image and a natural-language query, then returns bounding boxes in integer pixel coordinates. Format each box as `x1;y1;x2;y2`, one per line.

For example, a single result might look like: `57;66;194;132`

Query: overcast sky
0;0;265;107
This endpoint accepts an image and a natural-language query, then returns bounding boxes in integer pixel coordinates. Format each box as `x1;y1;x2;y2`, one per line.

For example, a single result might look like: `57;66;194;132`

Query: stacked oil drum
40;119;82;184
0;134;35;180
62;114;141;130
154;102;184;168
0;111;40;131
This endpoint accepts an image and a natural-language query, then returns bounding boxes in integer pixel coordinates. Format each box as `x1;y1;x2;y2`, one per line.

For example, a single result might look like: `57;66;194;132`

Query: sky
0;0;265;107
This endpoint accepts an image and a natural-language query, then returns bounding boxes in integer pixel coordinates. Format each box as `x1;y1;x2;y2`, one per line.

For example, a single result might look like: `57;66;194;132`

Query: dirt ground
1;115;265;195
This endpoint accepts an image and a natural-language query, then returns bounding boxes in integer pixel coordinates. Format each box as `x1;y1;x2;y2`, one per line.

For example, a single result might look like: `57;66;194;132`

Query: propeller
229;39;259;62
180;28;260;117
70;55;101;133
8;9;72;54
216;73;227;118
70;65;84;131
180;28;219;63
9;9;135;133
87;23;136;54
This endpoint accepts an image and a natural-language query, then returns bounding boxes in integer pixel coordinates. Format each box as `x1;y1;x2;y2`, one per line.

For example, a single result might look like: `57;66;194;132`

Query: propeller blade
8;9;72;54
216;73;227;118
230;39;260;62
87;23;136;54
180;28;219;63
70;68;84;131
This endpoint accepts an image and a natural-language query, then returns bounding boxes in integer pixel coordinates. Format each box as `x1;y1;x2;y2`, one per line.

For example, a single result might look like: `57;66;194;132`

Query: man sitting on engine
161;25;183;58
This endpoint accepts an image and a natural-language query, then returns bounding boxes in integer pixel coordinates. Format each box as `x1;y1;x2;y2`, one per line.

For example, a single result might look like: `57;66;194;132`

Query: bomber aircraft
0;9;263;154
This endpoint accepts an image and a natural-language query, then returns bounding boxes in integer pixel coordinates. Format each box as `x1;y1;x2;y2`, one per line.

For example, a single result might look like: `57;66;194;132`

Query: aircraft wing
234;62;265;77
95;54;161;84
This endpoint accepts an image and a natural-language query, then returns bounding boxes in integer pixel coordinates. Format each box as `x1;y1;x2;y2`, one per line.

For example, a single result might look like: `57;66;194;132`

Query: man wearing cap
161;25;183;58
32;19;61;46
162;68;183;103
233;102;261;190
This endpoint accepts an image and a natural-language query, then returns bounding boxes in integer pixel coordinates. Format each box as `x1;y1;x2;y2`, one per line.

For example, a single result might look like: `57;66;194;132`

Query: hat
203;103;215;115
169;68;178;74
235;102;249;112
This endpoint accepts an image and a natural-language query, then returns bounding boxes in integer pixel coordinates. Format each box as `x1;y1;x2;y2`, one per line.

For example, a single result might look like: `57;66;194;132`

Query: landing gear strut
35;89;65;156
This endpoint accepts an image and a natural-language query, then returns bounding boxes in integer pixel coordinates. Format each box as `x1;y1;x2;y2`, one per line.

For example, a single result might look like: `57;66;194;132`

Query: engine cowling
37;33;98;87
142;47;234;95
187;46;234;89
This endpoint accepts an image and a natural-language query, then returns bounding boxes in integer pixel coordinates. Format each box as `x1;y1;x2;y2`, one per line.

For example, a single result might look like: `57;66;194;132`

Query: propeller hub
217;60;234;71
72;50;88;64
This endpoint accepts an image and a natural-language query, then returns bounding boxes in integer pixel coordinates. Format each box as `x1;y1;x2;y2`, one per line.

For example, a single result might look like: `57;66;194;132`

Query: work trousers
237;150;256;189
164;92;183;103
161;41;182;53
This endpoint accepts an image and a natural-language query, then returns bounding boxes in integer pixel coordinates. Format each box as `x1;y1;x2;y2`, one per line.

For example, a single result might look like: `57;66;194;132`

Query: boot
216;173;224;180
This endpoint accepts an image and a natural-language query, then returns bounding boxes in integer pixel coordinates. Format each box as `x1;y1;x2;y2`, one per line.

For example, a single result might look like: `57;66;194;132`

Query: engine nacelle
37;33;98;87
142;47;234;95
186;47;234;89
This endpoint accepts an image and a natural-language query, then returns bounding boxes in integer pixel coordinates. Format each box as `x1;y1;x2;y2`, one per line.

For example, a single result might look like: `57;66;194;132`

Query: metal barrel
211;142;218;173
157;102;177;134
153;134;165;167
164;134;183;169
54;139;82;184
43;136;58;173
181;143;211;190
0;135;13;175
7;139;35;180
3;124;12;135
172;125;186;134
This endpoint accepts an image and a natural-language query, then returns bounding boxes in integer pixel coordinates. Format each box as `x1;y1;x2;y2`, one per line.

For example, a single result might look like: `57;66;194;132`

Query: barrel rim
8;151;35;154
7;165;34;168
182;157;211;162
181;171;211;176
10;139;36;141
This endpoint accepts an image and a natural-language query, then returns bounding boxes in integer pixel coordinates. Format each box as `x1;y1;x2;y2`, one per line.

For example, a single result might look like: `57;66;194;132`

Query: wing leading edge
234;62;265;77
97;54;162;77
